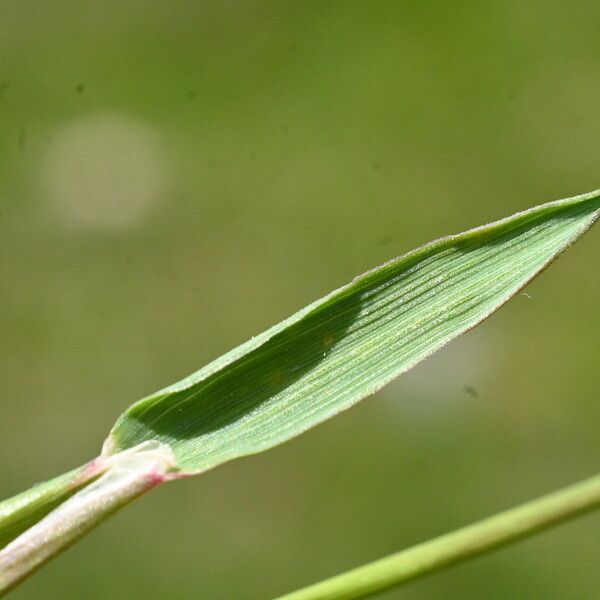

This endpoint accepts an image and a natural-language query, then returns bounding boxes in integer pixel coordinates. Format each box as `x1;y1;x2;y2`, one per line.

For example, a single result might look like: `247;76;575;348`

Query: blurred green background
1;2;599;598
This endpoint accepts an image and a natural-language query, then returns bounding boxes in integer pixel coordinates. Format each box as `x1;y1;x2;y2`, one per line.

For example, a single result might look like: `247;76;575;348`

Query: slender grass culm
1;190;598;597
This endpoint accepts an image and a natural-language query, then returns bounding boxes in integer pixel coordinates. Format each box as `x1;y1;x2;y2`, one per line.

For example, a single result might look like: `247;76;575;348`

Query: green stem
276;474;600;600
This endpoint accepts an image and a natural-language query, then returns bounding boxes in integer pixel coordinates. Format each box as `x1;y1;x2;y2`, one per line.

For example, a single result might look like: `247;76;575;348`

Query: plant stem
0;461;105;550
276;474;600;600
0;448;173;596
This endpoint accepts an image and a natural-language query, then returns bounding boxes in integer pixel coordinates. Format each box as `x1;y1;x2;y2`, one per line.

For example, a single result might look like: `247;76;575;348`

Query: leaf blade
105;191;600;473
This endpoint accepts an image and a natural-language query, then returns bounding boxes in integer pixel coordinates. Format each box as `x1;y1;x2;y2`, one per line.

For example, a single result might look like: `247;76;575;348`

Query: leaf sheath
0;446;174;595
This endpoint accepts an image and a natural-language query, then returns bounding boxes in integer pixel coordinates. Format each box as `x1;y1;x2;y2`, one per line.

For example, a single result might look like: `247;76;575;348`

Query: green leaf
103;191;600;474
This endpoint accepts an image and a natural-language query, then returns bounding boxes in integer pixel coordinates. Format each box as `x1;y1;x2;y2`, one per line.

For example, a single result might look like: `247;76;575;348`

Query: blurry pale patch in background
40;112;166;230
